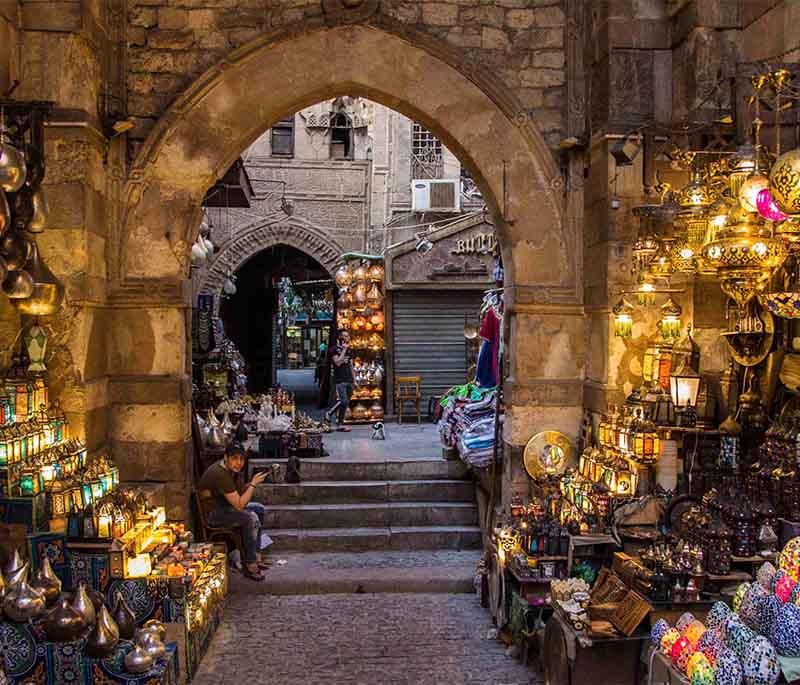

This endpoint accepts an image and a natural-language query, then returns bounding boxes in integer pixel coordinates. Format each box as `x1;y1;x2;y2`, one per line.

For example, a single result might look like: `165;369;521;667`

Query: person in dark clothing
197;444;269;581
325;329;356;432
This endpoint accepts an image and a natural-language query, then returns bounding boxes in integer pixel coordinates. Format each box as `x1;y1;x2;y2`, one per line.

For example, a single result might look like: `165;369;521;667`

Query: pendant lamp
12;243;64;316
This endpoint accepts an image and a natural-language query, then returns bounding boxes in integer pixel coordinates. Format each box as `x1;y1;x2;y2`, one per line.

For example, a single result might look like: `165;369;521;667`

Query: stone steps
255;479;475;505
263;501;479;529
268;526;482;552
229;551;480;595
249;457;468;481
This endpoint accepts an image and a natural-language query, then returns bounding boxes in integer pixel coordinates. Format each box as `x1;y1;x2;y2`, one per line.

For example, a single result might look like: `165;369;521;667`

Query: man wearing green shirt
198;443;268;581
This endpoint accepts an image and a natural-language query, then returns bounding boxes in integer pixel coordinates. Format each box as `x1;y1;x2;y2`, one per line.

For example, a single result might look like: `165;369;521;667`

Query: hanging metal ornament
2;270;34;299
1;232;30;271
26;188;48;233
190;240;207;267
12;242;64;315
223;276;237;296
0;188;9;236
0;140;27;193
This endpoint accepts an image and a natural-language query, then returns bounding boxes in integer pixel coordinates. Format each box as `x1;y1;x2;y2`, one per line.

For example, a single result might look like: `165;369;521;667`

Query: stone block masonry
126;0;568;149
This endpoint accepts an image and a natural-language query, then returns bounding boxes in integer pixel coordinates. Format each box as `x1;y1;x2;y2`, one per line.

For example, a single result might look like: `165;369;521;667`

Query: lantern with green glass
26;419;42;458
18;463;41;496
8;424;25;464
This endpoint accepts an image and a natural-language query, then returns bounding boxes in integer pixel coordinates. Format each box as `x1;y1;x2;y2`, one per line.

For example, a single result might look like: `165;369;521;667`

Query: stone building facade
1;0;795;519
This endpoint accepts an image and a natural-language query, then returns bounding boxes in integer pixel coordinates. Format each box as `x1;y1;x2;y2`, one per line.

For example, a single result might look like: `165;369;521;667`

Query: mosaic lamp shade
714;648;743;685
683;620;706;648
741;635;780;685
774;602;800;657
677;612;697;633
780;537;800;582
687;652;711;680
661;628;681;656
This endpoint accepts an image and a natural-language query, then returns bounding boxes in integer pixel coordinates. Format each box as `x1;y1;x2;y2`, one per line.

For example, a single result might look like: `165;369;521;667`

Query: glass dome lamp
770;147;800;216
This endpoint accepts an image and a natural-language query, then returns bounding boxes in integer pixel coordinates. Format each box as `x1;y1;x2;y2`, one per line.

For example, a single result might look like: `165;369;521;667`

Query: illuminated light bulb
752;241;768;257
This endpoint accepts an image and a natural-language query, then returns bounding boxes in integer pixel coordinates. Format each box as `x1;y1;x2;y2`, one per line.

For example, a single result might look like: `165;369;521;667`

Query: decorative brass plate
524;431;574;480
721;308;774;367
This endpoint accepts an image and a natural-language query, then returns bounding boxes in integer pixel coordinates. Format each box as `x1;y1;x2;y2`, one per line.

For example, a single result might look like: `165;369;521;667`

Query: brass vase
4;549;23;578
112;591;136;640
70;582;96;629
5;560;29;591
143;619;167;642
3;578;45;622
85;605;120;658
45;597;84;642
31;557;62;606
124;644;154;674
138;631;166;661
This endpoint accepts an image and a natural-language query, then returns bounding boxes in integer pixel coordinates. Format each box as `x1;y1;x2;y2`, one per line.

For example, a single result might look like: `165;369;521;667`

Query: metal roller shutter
392;290;484;408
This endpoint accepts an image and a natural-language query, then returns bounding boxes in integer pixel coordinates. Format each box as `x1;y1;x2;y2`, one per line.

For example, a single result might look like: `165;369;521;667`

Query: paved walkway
193;591;539;685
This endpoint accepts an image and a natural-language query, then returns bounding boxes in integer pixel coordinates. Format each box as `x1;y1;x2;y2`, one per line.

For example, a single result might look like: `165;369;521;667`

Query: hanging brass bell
0;141;27;193
12;242;64;315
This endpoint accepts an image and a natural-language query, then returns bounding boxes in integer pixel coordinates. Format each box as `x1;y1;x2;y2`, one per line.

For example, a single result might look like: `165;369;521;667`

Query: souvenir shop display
334;257;386;423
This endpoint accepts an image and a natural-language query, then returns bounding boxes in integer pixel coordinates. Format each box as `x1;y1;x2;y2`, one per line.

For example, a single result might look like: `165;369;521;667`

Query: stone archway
109;22;585;518
199;221;344;316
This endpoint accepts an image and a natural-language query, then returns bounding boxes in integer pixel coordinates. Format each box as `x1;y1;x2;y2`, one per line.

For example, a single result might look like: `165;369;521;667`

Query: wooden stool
395;375;422;424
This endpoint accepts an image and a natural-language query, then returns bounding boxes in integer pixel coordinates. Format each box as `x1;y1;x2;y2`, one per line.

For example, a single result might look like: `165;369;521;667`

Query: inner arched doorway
217;244;333;400
108;22;584;519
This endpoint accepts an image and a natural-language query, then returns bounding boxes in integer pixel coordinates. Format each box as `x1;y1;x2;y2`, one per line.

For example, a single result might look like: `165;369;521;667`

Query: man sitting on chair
198;443;270;581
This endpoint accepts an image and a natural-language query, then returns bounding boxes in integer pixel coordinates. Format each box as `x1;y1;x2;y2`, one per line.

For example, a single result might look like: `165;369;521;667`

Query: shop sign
451;232;496;256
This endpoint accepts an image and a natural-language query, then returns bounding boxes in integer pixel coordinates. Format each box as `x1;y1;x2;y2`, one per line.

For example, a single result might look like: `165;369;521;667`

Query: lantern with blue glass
81;479;93;508
72;440;87;470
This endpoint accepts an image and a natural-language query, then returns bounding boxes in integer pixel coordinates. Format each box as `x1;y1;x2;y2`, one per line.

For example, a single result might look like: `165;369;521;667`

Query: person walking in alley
325;329;356;431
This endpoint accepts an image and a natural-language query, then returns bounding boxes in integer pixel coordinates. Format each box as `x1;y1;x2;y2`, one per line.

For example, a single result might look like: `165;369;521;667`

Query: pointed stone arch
199;221;343;316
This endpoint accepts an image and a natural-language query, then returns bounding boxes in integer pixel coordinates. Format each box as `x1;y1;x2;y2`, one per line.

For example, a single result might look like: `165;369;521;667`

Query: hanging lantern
0;141;27;193
612;298;634;338
351;282;367;312
95;500;114;538
756;187;788;222
353;264;368;283
636;280;656;306
659;298;682;339
366;282;383;309
48;479;69;517
222;277;236;296
669;360;701;411
23;323;48;374
769;147;800;216
334;264;353;288
367;263;384;282
190;241;207;267
739;171;770;213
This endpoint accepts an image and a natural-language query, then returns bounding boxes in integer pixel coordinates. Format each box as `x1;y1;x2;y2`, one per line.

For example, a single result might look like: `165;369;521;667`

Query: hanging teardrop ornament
12;242;65;315
0;141;27;193
27;188;48;233
1;232;28;271
2;269;34;299
0;188;9;236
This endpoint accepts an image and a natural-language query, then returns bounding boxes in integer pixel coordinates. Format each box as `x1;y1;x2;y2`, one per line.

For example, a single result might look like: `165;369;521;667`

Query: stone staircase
251;458;482;553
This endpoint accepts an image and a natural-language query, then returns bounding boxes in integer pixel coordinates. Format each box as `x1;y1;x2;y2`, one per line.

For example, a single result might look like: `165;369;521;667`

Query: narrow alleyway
192;591;539;685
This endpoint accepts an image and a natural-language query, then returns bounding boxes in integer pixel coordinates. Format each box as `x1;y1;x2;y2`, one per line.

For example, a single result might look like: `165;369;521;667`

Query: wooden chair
395;375;423;424
194;489;244;559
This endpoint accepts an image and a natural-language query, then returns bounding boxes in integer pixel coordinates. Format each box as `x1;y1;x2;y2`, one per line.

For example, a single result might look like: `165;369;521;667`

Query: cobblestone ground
193;592;539;685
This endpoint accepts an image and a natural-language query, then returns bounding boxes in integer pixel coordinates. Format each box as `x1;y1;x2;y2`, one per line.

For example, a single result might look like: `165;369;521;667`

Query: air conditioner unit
411;180;461;212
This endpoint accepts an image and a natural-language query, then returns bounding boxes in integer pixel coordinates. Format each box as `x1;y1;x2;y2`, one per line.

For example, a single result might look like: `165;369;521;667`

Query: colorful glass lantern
612;298;634;338
780;537;800;582
18;464;41;496
100;470;113;495
90;475;104;501
0;426;9;466
659;298;682;339
0;388;11;426
31;377;47;413
81;481;93;507
9;424;24;464
96;500;114;538
48;479;69;517
366;282;383;309
68;481;84;511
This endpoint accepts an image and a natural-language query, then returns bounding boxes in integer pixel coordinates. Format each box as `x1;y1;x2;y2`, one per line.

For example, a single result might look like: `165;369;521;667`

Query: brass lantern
612;298;634;338
658;298;682;340
334;264;353;288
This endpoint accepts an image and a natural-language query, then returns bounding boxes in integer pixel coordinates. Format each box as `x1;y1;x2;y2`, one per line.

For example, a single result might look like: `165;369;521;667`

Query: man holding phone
325;329;357;432
198;443;270;581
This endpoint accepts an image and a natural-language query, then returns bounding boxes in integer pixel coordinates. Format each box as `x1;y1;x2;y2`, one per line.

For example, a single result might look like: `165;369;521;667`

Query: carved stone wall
125;0;569;152
199;221;344;315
